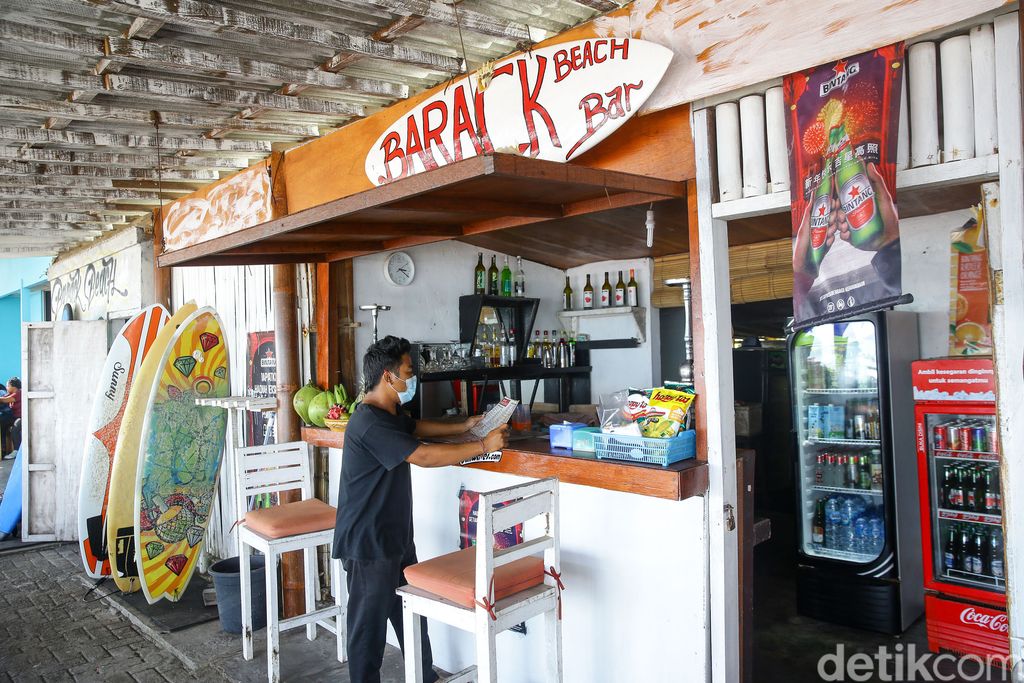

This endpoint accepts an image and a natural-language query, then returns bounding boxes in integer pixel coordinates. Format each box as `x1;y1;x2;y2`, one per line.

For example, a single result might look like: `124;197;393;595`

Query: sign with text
246;331;276;446
911;359;996;402
785;44;905;329
365;39;672;185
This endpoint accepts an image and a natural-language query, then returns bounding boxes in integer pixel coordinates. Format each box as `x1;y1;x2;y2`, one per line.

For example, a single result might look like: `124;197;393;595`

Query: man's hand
463;415;484;433
482;425;509;453
836;162;899;251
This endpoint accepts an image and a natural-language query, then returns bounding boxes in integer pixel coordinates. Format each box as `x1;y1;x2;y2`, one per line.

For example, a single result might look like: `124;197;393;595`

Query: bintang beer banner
785;44;905;328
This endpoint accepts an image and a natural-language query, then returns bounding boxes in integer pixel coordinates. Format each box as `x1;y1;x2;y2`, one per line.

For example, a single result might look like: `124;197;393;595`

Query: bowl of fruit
323;404;350;432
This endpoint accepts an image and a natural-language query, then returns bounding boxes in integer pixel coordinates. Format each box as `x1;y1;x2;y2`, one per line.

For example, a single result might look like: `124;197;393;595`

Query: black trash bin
209;555;267;634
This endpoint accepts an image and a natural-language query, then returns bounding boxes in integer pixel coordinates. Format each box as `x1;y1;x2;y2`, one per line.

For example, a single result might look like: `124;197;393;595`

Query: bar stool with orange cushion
398;477;563;682
234;441;346;683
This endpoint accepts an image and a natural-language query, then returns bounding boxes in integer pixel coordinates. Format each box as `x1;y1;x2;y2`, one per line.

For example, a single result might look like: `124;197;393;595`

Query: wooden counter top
301;426;346;449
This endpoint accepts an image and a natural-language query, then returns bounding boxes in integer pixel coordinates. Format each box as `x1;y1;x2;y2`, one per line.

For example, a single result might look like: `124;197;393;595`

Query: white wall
565;258;661;399
895;209;974;359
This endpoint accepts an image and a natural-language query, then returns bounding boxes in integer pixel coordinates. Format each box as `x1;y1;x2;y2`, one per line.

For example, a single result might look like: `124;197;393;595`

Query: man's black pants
342;546;439;683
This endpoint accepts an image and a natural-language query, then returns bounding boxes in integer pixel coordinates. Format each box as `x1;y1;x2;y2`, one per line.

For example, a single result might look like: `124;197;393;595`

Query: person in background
0;385;11;458
0;378;21;459
334;336;509;683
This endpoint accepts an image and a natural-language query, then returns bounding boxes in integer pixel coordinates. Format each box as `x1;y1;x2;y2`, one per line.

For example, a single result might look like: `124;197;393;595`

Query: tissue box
548;422;587;449
571;427;602;453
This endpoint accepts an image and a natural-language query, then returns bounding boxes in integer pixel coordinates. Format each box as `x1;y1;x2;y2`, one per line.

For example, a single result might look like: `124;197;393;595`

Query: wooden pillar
152;207;171;309
691;106;740;683
272;263;305;617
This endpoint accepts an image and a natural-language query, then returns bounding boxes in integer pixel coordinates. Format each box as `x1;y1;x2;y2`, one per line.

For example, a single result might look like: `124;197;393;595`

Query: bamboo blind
652;238;794;307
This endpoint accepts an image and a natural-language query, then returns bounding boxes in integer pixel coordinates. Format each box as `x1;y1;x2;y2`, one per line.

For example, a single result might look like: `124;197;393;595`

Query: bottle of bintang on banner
808;156;834;269
831;123;886;249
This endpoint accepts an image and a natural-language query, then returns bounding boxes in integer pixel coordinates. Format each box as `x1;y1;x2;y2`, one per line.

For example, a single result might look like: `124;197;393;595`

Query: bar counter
303;427;708;500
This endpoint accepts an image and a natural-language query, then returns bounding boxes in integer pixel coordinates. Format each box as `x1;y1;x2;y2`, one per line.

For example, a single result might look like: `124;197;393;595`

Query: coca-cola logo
960;607;1008;633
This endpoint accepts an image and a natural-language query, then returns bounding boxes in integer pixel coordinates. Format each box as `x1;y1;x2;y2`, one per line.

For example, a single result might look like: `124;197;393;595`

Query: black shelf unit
458;294;539;362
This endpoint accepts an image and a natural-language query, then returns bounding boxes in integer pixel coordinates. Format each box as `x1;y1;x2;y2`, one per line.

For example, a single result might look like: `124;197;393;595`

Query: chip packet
641;387;697;438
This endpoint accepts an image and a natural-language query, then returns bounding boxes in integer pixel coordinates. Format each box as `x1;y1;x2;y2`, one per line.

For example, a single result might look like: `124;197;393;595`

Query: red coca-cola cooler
912;358;1008;660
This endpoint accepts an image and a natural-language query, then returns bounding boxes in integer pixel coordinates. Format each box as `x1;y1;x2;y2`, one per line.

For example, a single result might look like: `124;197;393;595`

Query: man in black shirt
334;336;508;683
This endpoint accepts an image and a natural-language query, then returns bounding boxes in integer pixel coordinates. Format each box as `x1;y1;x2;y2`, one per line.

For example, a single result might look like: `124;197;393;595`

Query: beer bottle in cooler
858;455;872;490
959;526;972;572
808;157;834;269
991;530;1005;579
813;499;826;546
970;530;985;575
943;526;957;575
833;123;887;249
966;468;979;512
984;469;999;513
974;467;988;514
949;467;964;510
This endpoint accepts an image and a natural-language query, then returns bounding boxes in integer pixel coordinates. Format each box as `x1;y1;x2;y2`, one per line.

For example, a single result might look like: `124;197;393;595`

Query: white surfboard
77;304;170;578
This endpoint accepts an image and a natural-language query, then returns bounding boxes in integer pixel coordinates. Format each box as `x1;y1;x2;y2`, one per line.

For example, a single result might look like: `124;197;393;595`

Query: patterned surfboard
78;304;169;578
135;308;230;604
107;302;198;593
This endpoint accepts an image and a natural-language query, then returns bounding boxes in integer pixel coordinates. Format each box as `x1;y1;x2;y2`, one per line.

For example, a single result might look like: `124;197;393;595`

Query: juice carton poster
948;206;993;356
246;331;276;446
785;44;905;329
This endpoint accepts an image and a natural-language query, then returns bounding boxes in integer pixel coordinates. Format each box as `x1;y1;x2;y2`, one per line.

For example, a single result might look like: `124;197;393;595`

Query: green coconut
307;390;335;428
292;381;321;425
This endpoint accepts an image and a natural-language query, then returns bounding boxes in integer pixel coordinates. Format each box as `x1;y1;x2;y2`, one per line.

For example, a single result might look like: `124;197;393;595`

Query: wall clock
384;251;415;286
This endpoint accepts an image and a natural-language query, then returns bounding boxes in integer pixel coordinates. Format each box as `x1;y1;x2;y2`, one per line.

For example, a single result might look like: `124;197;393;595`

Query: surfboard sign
78;304;169;578
134;307;230;604
364;38;673;186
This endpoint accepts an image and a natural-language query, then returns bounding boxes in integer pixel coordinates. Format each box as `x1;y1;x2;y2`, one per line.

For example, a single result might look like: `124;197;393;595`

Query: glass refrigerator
790;311;923;634
912;358;1009;660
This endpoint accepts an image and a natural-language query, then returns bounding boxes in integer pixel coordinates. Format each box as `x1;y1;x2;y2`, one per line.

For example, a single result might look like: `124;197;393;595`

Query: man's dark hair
7;377;20;389
362;336;410;391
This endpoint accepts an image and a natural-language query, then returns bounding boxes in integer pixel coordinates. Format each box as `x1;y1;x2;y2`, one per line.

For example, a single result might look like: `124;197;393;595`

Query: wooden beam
179;253;327;266
0;160;219;181
386;196;562;218
0;126;270;153
0;187;167;200
319;13;425;75
0;19;104;55
218;240;384;255
125;16;165;39
363;0;530;41
0;222;108;232
315;262;336;389
0;175;114;189
0;212;120;223
0;199;149;213
0;94;320;137
103;37;407;99
291;223;464;239
0;148;248;169
95;0;462;72
570;0;621;11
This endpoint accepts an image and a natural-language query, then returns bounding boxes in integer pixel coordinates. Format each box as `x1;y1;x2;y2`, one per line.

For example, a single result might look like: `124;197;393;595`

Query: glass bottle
583;274;594;309
474;252;486;295
627;268;639;307
500;256;512;296
514;256;526;297
562;276;573;311
508;328;517;366
614;270;626;306
600;272;612;307
487;256;499;296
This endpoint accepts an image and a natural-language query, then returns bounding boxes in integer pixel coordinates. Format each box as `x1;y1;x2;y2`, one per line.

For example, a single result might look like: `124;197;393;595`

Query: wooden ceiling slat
0;148;247;169
0;125;269;153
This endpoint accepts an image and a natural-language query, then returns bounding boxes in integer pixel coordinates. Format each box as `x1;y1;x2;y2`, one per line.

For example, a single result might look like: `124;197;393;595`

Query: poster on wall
785;44;907;329
458;487;527;634
246;331;276;446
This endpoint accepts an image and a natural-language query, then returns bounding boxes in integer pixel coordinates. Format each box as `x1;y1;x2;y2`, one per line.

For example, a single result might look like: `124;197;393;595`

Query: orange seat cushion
244;498;337;539
404;547;545;609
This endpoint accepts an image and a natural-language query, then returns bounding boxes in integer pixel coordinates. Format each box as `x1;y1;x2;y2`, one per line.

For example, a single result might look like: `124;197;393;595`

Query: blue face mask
390;373;418;404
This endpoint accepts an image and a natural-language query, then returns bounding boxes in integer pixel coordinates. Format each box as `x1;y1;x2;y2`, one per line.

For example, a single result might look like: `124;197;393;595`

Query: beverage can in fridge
989;425;999;453
959;426;973;452
853;414;866;440
933;425;948;450
946;423;961;450
971;426;988;453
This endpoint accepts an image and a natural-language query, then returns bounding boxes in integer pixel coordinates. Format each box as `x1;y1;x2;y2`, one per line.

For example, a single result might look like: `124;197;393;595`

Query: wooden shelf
557;306;647;343
711;154;1000;221
301;426;345;449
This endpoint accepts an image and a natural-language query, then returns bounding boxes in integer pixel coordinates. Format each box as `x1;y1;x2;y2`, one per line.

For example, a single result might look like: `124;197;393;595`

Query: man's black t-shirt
333;403;421;561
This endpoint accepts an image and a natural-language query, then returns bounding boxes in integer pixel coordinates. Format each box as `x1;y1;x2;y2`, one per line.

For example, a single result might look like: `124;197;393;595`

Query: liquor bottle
814;454;825;486
558;334;569;368
832;123;887;249
614;270;626;306
991;529;1004;578
474;252;486;295
508;328;517;366
626;268;639;307
812;499;825;546
943;526;957;574
869;449;883;491
529;331;541;359
600;272;612;307
984;469;999;513
514;256;526;297
541;330;551;368
562;276;574;311
500;256;513;296
808;157;834;269
490;329;501;367
487;256;499;296
583;274;594;309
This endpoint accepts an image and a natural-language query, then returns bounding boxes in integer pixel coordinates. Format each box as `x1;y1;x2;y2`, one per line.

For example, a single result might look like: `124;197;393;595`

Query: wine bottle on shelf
474;252;486;295
600;272;612;307
583;274;594;309
626;268;639;307
514;256;526;296
508;328;517;366
487;256;499;296
563;276;574;311
500;256;513;296
614;270;626;306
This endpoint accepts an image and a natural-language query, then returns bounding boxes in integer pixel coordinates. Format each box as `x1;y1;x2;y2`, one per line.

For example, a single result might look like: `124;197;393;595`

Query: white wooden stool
234;441;346;682
398;477;563;682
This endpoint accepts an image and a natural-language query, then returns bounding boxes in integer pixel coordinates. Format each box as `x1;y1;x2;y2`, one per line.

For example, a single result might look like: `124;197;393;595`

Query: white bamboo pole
739;94;767;198
715;102;742;202
909;42;940;166
970;24;998;157
765;87;790;193
939;35;975;161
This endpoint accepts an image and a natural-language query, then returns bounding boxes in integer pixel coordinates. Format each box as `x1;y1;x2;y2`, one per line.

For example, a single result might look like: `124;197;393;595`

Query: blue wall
0;257;52;383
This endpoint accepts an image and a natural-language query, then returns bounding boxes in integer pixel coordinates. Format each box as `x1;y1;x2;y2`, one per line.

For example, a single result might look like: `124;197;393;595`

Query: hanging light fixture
645;204;656;248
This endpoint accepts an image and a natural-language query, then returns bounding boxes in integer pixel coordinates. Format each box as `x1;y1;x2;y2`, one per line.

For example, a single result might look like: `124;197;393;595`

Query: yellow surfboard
107;302;197;593
135;308;230;603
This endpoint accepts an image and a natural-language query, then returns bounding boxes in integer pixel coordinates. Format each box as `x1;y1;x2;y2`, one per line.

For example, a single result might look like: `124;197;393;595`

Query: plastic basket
593;429;696;467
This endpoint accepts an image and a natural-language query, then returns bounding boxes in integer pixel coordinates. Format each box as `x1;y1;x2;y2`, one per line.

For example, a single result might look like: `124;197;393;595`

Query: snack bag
624;389;651;421
641;387;697;438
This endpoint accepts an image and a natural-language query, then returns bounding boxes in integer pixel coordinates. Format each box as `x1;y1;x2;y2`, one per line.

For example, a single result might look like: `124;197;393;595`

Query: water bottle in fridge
824;498;840;549
839;499;855;552
853;517;868;554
